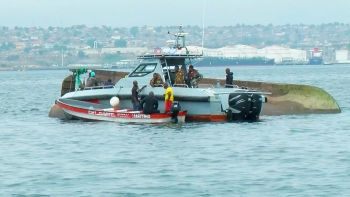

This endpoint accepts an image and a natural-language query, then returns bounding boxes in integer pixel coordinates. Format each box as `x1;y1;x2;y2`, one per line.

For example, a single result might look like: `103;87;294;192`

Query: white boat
50;25;270;122
56;98;186;123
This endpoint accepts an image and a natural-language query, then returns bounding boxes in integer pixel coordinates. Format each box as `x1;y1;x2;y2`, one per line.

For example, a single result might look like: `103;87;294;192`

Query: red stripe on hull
55;100;228;122
86;99;99;104
56;100;186;119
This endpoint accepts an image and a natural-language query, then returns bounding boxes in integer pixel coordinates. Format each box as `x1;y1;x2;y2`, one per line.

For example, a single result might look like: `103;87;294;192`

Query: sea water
0;64;349;196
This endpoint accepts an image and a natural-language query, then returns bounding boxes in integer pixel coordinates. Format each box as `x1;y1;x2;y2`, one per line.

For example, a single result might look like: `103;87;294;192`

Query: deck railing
83;85;114;90
173;84;189;88
197;84;214;88
224;84;240;88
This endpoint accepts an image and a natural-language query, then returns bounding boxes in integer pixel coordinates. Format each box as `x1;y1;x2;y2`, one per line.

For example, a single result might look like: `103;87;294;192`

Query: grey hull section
60;86;266;121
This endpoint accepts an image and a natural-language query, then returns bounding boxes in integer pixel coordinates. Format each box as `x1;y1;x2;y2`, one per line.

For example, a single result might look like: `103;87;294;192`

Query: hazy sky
0;0;349;28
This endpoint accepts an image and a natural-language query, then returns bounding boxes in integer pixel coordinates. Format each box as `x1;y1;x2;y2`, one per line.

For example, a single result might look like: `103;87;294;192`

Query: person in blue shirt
104;79;114;88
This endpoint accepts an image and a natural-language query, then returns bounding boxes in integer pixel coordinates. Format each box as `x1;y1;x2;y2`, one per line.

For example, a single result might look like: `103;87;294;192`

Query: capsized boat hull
56;98;186;123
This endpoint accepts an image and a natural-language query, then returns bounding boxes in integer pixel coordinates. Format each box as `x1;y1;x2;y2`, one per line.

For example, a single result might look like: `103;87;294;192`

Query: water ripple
0;66;350;196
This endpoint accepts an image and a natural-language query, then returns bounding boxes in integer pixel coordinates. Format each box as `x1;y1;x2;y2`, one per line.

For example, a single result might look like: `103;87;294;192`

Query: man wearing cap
86;71;98;87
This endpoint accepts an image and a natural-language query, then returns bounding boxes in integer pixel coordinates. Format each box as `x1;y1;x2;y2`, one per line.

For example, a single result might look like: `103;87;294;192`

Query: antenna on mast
201;0;206;53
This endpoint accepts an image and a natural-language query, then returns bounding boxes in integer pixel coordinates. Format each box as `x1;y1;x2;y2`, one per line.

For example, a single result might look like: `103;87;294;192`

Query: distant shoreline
0;67;128;72
0;67;71;71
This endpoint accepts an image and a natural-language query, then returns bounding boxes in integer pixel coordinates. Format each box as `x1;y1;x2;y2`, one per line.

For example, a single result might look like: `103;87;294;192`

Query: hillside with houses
1;23;350;69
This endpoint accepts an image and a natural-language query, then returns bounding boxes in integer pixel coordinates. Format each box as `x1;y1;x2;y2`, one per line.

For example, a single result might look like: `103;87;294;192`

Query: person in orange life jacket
225;68;234;88
187;65;203;88
163;82;174;112
131;80;147;111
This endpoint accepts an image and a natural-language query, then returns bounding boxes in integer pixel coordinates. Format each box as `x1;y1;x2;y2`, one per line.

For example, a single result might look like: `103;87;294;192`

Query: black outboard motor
227;93;252;121
247;94;263;119
171;101;181;123
226;93;263;121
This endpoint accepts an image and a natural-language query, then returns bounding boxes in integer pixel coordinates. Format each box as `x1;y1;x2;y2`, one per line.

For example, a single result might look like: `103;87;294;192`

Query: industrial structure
186;45;308;65
335;50;350;64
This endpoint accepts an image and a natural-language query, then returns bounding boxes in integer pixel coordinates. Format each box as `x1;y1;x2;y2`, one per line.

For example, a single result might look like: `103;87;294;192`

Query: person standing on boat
187;65;203;88
85;71;99;87
140;91;160;114
131;80;147;111
225;68;234;88
174;65;185;85
150;73;163;87
163;83;174;112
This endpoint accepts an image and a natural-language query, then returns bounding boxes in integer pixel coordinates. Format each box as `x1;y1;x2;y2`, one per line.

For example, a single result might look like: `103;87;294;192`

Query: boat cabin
124;24;203;88
126;54;202;88
68;25;204;92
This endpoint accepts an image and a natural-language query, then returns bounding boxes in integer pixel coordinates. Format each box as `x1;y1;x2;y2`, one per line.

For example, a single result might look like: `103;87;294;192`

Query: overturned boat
49;25;270;122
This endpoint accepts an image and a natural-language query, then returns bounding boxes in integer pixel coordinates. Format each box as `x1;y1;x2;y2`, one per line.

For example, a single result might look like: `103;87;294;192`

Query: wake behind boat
56;98;187;123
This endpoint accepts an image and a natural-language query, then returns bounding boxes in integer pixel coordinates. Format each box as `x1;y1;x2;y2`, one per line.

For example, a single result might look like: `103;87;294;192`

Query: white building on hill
258;46;307;63
335;50;350;63
186;45;307;63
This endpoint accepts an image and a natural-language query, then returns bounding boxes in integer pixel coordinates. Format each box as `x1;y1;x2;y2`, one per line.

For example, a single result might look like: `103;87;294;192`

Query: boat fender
110;96;120;107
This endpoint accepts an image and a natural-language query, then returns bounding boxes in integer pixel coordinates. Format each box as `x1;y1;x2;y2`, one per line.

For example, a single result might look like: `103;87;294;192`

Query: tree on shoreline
114;39;127;47
130;27;138;37
6;55;20;61
1;42;15;51
77;50;85;58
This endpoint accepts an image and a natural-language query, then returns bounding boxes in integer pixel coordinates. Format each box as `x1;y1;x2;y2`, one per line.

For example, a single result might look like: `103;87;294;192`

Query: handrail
153;84;164;87
211;91;272;95
137;54;203;59
173;84;189;88
224;84;240;88
127;84;148;89
83;85;115;90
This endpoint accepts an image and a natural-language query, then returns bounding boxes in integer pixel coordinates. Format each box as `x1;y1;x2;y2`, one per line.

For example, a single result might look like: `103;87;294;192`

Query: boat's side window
129;63;157;77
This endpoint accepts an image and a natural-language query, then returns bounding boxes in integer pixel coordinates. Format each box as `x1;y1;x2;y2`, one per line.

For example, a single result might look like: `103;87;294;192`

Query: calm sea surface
1;65;350;196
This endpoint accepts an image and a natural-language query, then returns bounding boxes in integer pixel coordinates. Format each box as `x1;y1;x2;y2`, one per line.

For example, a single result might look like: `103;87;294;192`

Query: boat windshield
128;63;157;77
